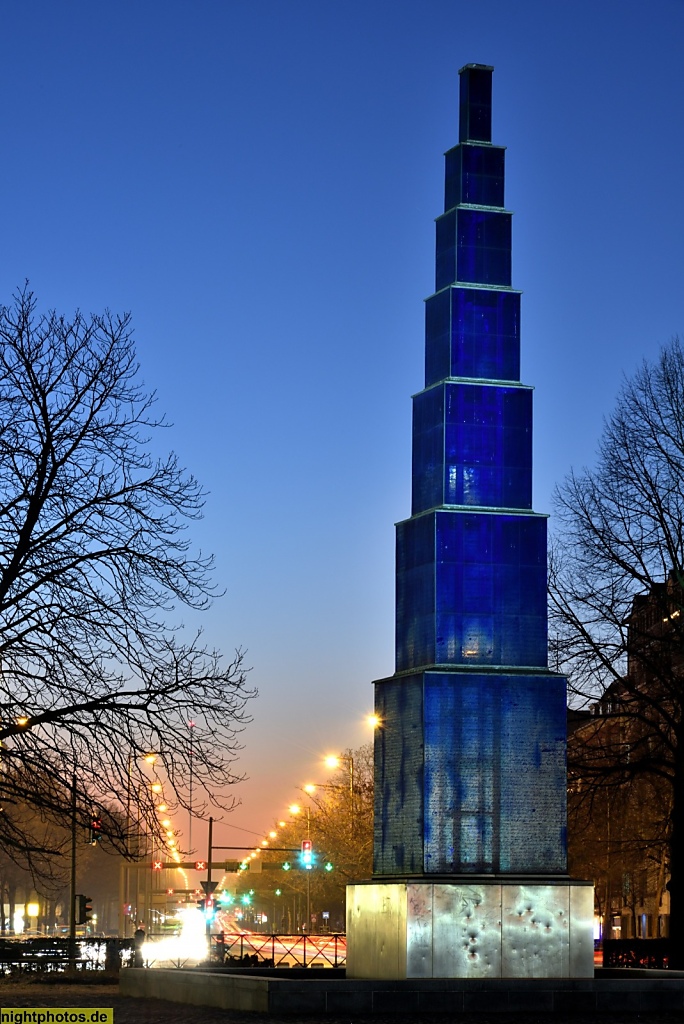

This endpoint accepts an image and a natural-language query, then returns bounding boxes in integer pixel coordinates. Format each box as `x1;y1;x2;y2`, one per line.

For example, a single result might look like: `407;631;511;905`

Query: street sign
143;858;308;871
200;880;218;894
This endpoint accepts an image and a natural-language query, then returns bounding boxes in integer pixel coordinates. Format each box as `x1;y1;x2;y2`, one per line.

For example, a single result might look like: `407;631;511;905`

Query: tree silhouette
550;337;684;963
0;286;254;875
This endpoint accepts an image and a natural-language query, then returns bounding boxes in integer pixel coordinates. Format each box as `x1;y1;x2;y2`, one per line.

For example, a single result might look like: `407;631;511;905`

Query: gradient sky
2;0;683;856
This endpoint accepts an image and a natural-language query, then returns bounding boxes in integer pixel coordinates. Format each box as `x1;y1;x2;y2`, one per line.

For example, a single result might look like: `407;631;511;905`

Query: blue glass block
444;144;505;210
422;672;567;874
497;675;567;872
462;144;504;206
456;209;512;286
373;674;425;875
435;213;456;291
419;382;532;511
459;66;492;143
412;388;444;514
396;517;437;671
460;514;491;562
424;289;450;385
443;287;520;384
431;511;549;669
397;513;434;572
462;563;494;613
437;210;513;290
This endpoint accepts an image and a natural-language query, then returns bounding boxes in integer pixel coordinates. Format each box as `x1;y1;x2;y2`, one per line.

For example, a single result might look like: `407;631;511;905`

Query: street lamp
122;752;161;937
289;803;310;836
289;803;312;930
188;720;196;855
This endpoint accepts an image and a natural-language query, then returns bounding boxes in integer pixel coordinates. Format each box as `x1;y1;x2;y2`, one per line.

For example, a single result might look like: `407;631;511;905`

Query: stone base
346;878;594;979
121;967;684;1015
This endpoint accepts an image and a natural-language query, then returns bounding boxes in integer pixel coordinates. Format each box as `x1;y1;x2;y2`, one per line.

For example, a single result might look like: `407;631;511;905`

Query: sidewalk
0;981;680;1022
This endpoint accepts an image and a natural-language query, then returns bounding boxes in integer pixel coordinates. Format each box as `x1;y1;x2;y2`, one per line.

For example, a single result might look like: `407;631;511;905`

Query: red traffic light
301;839;312;852
152;860;163;870
195;860;206;870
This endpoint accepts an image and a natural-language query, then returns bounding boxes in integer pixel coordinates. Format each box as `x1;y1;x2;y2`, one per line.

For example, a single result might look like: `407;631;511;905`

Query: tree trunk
654;841;669;937
668;753;684;967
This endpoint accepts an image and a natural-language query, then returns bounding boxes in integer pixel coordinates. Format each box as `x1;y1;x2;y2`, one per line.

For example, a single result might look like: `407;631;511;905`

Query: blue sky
2;0;683;849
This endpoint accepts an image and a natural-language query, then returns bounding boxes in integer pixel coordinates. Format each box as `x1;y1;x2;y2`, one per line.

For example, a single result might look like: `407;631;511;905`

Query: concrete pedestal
346;878;594;979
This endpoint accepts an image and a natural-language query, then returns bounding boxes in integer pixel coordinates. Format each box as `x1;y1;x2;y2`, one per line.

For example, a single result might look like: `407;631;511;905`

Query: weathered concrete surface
120;967;684;1015
346;879;594;979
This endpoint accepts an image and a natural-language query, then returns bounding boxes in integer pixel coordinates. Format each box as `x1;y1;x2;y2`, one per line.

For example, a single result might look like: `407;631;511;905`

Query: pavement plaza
0;982;679;1024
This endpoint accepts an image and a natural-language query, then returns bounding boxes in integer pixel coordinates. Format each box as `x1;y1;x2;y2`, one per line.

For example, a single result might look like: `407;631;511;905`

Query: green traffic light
324;862;334;872
275;889;282;896
282;861;291;871
241;894;251;905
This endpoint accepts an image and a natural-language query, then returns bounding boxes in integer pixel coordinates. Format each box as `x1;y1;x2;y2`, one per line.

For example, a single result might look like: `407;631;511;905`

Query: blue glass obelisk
347;65;593;979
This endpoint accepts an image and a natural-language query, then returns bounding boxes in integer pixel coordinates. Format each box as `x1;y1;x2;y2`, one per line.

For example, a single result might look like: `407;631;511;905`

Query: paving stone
2;981;684;1022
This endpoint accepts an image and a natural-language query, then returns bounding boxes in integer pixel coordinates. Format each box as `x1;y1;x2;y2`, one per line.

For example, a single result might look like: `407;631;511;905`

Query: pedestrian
133;923;146;968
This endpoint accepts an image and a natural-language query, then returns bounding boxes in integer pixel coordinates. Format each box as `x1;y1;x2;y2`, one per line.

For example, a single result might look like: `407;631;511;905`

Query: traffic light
89;818;102;845
197;896;216;919
324;861;334;872
300;839;313;869
74;894;93;925
282;860;291;871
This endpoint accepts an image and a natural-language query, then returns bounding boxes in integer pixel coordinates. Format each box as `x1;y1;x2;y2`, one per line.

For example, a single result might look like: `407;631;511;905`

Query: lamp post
188;720;195;855
289;803;311;930
121;752;159;936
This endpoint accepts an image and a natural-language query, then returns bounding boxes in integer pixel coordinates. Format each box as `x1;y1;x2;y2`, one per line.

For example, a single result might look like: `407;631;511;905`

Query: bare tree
0;286;254;871
251;744;373;931
550;337;684;963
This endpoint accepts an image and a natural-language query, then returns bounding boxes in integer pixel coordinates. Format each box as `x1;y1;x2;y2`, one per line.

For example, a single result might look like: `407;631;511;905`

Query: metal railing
211;932;346;969
602;938;669;969
0;937;134;974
